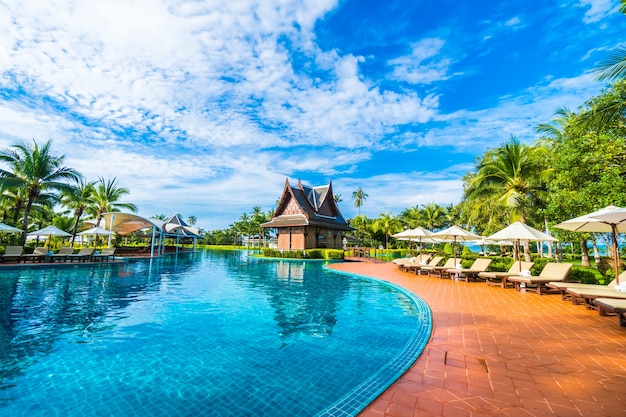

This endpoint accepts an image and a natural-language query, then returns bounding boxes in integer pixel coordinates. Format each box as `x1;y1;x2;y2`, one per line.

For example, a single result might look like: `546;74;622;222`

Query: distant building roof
261;179;353;231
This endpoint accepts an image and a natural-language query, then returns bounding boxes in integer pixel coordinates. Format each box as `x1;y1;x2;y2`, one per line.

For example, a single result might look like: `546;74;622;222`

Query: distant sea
467;242;611;256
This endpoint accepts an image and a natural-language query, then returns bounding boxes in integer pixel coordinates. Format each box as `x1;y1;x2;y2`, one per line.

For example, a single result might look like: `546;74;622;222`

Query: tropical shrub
569;267;598;284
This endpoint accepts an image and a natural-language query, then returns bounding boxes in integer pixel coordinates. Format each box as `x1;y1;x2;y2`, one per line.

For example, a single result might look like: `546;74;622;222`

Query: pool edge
317;265;433;417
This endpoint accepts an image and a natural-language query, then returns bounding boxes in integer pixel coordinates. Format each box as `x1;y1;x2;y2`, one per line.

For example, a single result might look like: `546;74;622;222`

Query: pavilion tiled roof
261;179;353;231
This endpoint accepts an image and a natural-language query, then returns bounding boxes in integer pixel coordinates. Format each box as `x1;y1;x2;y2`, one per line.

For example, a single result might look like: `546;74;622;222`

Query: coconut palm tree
373;212;401;249
420;202;446;231
89;177;137;226
60;178;96;244
467;137;550;260
0;139;81;243
352;187;368;216
594;2;626;81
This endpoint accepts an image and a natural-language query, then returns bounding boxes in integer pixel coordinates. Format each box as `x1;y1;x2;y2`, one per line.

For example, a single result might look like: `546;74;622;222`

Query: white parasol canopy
555;205;626;285
78;226;115;236
0;222;22;233
392;227;435;252
28;225;71;237
432;225;479;262
487;222;558;271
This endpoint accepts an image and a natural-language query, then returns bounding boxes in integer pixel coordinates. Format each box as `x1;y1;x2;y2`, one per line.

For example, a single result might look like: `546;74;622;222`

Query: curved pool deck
328;261;626;417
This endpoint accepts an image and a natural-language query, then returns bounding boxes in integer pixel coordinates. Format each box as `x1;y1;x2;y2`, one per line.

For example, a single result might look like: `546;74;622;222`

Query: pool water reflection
0;250;431;416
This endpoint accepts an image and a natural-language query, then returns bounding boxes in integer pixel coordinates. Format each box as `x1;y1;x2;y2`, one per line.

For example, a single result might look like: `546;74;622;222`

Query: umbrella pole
518;239;522;273
611;224;620;285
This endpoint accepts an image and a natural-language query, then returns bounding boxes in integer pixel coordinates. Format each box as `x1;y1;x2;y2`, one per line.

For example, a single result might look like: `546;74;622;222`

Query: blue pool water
0;250;431;416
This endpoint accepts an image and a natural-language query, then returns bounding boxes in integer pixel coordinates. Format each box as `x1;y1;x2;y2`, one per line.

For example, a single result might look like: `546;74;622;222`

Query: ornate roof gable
274;178;306;218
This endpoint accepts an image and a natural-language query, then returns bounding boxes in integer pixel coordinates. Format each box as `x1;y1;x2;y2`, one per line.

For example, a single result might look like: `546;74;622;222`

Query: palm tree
594;3;626;81
399;206;422;229
467;136;550;260
352;187;368;216
187;215;197;225
372;212;401;249
0;139;81;243
60;178;96;244
89;177;137;226
420;203;445;230
350;214;369;244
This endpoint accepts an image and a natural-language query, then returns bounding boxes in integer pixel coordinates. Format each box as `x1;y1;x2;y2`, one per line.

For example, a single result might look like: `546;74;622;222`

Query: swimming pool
0;250;431;416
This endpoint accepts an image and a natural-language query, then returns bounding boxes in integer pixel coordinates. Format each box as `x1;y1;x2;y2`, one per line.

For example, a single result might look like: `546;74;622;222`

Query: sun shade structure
432;225;480;263
91;213;200;257
392;227;435;253
555;205;626;285
78;226;115;236
97;213;163;257
28;225;71;237
487;222;558;272
0;222;22;233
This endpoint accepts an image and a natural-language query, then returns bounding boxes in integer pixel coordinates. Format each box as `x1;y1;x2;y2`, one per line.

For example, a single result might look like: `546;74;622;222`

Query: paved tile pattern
328;261;626;417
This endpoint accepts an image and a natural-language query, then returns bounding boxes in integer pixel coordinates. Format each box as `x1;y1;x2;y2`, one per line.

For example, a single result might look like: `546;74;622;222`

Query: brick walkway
328;261;626;417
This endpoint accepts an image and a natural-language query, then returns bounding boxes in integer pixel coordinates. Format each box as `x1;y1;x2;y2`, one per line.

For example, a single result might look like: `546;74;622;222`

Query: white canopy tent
85;213;200;257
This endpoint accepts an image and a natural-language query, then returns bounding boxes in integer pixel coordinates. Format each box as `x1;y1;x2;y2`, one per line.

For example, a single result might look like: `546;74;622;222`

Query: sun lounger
422;258;457;278
507;262;573;295
49;247;75;262
91;248;116;262
66;247;95;262
546;276;619;301
2;246;24;263
21;246;49;263
593;297;626;327
564;287;626;311
407;255;444;275
479;261;534;288
446;258;493;282
395;254;431;271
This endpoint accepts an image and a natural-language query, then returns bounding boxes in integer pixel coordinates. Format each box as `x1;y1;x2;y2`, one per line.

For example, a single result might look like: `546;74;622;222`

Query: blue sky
0;0;623;230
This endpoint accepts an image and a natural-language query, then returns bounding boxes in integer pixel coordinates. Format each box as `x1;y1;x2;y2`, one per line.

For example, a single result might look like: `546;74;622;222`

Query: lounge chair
21;246;49;263
546;275;620;301
395;254;431;271
400;255;439;274
446;258;493;282
66;247;95;262
564;287;626;311
91;248;116;262
1;246;23;263
408;255;444;275
507;262;573;295
423;258;457;278
593;297;626;327
49;247;75;262
479;261;534;288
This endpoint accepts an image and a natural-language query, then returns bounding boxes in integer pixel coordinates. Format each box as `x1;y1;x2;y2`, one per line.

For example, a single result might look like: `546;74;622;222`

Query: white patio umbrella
392;227;434;253
28;225;71;247
554;205;626;285
0;222;22;233
432;225;480;264
487;222;558;272
78;226;115;236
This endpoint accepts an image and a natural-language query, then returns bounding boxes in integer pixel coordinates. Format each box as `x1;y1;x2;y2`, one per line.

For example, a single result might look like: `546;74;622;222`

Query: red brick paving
328;261;626;417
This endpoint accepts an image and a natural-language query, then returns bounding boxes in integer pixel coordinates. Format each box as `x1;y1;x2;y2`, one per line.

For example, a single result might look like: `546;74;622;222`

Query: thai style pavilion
261;179;353;250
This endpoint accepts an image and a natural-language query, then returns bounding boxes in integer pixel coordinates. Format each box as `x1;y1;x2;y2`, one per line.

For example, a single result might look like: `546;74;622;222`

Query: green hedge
262;248;344;260
569;267;598;284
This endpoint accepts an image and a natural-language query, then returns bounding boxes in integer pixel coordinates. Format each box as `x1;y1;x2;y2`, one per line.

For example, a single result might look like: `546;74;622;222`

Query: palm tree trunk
592;240;601;263
581;238;590;267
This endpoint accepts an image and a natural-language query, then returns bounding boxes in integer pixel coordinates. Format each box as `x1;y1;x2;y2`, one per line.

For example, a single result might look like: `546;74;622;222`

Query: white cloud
0;0;620;230
577;0;616;23
387;38;453;85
